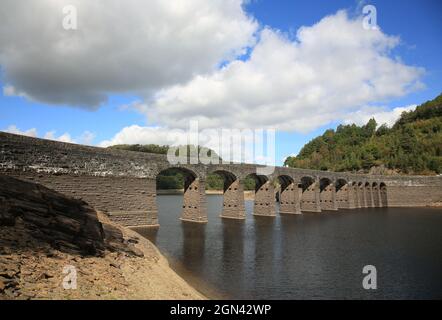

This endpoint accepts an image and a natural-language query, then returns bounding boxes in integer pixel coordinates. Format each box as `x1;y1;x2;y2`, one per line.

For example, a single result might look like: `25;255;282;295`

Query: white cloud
0;0;257;107
2;85;27;98
99;125;187;147
4;125;38;138
118;101;149;114
343;104;417;127
44;131;74;143
78;131;96;145
145;11;423;132
3;126;95;145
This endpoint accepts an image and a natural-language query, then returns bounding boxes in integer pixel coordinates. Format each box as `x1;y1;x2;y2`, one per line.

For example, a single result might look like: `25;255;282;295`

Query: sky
0;0;441;165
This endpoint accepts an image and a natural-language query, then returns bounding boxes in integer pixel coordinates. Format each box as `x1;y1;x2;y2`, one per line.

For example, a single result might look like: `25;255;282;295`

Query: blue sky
1;0;441;165
249;0;442;162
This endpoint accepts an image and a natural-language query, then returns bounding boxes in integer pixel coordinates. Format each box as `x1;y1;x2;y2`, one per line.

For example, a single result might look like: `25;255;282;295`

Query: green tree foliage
284;93;442;175
156;168;184;190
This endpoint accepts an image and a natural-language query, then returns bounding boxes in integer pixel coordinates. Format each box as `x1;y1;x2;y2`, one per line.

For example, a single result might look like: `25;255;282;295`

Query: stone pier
320;179;338;211
220;179;246;220
301;178;321;213
352;182;361;208
181;177;208;223
279;180;301;215
254;180;276;217
358;183;367;208
365;183;374;207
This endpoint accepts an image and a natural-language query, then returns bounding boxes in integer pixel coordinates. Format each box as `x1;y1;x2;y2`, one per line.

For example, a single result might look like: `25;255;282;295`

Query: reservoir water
135;195;442;299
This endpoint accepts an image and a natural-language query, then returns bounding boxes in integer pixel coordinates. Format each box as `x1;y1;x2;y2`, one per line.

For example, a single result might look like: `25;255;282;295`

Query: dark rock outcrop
0;175;142;257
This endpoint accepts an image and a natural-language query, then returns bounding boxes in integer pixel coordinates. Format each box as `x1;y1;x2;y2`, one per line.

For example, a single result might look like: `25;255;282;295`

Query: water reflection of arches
319;177;337;211
300;176;321;212
277;175;301;215
181;222;206;273
211;170;245;220
253;215;276;281
222;219;245;271
156;167;207;223
246;173;276;217
380;182;388;207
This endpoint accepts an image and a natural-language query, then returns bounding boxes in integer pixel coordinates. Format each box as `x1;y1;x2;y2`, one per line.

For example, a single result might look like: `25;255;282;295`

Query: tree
285;93;441;175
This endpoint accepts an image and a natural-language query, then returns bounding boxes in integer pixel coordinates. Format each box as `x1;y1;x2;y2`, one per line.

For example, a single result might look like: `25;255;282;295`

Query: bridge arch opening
319;177;337;211
245;173;276;217
276;175;300;215
319;177;332;192
277;175;295;200
335;178;350;209
300;176;315;192
335;179;348;192
300;176;321;212
210;170;237;191
156;167;207;223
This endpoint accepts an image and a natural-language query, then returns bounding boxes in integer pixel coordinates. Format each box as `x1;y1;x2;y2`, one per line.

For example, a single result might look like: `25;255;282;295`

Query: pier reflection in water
136;195;442;299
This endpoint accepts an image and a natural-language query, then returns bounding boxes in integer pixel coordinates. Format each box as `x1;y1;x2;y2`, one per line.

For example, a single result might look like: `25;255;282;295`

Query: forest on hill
284;93;442;175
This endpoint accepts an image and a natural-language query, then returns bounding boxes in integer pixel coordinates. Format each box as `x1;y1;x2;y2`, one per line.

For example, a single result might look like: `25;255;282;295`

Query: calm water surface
135;195;442;299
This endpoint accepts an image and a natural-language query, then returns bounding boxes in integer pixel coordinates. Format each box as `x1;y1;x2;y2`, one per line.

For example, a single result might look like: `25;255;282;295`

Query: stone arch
319;177;338;211
156;167;207;223
372;182;380;207
210;170;245;220
245;173;276;217
335;179;348;192
277;175;301;214
300;176;315;192
335;178;351;209
300;176;321;212
380;182;388;207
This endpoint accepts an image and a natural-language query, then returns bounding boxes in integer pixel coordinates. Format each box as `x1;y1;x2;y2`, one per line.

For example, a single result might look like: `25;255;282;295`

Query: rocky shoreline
0;175;204;300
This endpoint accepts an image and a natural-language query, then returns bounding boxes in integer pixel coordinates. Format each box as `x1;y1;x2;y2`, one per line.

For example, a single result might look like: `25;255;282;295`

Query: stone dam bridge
1;132;441;227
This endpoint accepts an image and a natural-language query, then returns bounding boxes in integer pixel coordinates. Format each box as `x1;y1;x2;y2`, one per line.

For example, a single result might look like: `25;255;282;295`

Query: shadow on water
134;195;442;299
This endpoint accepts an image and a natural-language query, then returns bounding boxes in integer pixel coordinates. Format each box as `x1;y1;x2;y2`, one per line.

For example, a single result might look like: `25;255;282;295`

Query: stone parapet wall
387;185;442;207
1;170;157;226
107;211;158;227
